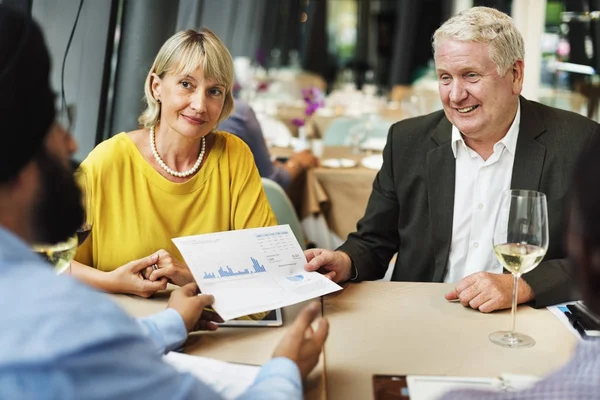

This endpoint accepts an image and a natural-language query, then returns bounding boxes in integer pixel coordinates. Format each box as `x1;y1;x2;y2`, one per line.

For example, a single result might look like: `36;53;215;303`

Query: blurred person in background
219;98;318;191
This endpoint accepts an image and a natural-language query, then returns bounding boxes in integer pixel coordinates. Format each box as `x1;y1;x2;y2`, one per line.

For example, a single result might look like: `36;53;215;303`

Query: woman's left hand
144;249;194;286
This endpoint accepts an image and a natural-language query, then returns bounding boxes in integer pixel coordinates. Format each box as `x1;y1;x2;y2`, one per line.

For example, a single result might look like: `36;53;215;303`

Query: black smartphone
373;375;410;400
574;302;600;325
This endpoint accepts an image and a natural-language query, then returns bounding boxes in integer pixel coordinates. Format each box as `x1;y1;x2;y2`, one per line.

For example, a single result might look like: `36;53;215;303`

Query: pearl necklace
150;126;206;178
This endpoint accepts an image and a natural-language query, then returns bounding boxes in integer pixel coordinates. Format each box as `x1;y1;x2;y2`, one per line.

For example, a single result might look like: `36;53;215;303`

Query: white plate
360;137;386;152
361;154;384;170
321;158;357;168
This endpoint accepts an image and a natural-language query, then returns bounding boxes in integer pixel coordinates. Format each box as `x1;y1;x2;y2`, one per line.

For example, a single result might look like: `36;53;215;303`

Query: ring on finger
151;263;159;271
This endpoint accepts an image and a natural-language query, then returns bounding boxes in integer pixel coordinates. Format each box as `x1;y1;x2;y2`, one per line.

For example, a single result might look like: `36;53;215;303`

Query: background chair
261;178;307;249
322;117;361;146
323;116;392;146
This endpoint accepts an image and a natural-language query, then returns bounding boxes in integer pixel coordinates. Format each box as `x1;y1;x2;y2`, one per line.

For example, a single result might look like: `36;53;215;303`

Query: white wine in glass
32;235;78;275
490;189;549;348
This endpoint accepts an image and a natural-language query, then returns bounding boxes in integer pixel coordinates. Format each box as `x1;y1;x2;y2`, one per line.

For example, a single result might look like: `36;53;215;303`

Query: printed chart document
173;225;342;320
163;352;259;399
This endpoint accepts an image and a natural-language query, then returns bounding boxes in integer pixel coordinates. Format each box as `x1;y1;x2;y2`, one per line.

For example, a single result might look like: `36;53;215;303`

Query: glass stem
510;273;519;335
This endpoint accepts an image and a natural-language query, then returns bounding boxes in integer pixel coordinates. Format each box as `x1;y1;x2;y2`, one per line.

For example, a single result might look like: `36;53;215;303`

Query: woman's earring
156;98;161;103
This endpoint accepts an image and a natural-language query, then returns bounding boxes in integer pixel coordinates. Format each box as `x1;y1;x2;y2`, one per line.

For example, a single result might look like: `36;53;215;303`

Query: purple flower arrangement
257;81;270;92
292;87;325;127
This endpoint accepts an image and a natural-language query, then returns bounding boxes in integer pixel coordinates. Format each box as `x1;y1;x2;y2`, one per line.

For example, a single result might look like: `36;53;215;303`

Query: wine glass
489;189;549;348
32;235;78;275
347;124;367;154
74;169;93;246
31;170;90;275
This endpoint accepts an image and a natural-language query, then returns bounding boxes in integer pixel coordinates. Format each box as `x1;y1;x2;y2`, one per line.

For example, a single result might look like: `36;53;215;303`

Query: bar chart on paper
203;257;267;280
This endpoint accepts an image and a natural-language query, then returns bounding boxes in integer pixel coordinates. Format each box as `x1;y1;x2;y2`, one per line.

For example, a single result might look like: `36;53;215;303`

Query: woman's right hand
144;249;195;287
108;253;168;298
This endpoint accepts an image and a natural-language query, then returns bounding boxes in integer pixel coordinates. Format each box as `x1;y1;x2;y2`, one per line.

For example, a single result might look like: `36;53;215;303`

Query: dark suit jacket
338;97;600;307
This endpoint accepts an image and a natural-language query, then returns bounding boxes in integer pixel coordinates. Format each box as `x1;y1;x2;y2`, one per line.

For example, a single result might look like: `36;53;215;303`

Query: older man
305;7;600;312
219;99;318;190
0;6;327;399
443;138;600;399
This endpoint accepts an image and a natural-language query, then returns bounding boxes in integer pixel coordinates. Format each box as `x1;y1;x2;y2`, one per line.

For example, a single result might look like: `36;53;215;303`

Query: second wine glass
489;189;549;348
32;235;78;275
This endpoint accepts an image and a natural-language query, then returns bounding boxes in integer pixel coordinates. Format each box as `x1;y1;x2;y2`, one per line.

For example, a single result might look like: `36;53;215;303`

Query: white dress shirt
444;103;521;283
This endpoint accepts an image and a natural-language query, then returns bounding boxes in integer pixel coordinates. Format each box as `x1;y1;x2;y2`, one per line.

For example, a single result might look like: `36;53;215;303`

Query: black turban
0;6;55;183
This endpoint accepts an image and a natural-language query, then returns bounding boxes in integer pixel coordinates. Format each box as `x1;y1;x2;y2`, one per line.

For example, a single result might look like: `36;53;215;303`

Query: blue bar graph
203;271;216;279
203;257;266;279
251;257;266;273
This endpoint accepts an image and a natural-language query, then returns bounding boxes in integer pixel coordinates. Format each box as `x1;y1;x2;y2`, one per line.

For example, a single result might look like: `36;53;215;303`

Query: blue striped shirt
443;339;600;399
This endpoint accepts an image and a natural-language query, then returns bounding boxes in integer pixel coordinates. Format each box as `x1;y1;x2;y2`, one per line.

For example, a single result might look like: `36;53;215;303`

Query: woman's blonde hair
432;7;524;76
138;28;235;129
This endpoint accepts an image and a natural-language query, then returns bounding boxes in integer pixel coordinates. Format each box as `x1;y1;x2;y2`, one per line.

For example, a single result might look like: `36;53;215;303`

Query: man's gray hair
432;6;524;76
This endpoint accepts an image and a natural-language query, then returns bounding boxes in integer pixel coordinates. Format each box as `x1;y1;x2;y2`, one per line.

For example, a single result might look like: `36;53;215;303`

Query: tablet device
373;375;410;400
219;308;283;327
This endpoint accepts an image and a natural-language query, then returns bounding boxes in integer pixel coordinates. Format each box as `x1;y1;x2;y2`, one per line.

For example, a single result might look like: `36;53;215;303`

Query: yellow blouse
75;131;277;272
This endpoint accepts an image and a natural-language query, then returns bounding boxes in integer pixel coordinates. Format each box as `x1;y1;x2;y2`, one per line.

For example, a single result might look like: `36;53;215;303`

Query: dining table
272;145;380;242
111;281;578;399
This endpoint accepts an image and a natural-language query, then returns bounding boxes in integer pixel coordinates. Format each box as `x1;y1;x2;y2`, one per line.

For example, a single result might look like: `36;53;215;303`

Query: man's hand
167;283;221;332
290;150;319;169
108;253;168;298
146;249;194;287
445;272;535;313
272;302;329;380
304;249;352;283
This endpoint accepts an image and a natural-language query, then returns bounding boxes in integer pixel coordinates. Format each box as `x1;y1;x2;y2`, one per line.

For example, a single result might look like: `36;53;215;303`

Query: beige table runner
271;146;377;241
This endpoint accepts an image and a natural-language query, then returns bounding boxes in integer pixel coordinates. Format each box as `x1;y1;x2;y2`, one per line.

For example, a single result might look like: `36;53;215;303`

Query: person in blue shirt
0;6;328;399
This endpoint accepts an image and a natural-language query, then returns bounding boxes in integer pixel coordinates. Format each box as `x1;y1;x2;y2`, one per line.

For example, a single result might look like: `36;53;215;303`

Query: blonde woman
73;29;276;299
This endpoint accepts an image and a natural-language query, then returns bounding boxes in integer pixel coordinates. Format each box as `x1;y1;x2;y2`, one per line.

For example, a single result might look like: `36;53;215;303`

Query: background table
273;104;406;139
111;288;325;399
274;145;378;242
322;282;578;400
312;147;377;240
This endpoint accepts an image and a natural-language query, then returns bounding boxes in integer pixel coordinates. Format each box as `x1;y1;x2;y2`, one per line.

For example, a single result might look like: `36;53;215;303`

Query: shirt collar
451;101;521;158
0;225;41;265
